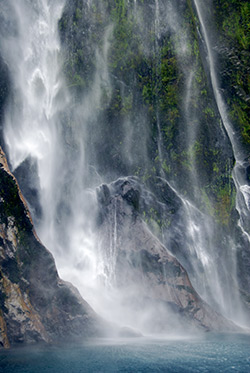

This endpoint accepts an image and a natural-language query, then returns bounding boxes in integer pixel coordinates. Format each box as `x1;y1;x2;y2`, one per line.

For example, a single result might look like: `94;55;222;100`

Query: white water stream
193;0;250;243
1;0;101;304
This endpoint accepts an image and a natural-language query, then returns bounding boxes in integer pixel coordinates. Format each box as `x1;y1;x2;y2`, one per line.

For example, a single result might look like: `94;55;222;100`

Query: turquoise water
0;334;250;372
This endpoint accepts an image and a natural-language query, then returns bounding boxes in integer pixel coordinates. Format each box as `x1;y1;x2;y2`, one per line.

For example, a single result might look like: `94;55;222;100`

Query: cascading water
1;0;249;334
147;1;246;323
1;0;66;169
0;0;101;306
1;0;65;227
193;0;250;240
191;0;250;323
0;0;121;323
0;0;78;272
154;0;164;173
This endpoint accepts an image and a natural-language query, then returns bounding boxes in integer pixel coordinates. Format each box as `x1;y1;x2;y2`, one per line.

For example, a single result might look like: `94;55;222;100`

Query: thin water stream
193;0;250;242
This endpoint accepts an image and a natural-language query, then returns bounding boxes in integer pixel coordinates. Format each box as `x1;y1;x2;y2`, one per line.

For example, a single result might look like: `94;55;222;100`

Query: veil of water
1;0;249;333
193;0;250;242
0;0;101;306
191;0;250;324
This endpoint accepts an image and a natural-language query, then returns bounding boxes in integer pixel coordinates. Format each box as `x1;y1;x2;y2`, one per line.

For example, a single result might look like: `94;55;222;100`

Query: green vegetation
201;168;236;227
215;186;235;226
221;2;250;50
142;206;167;234
58;0;241;228
214;0;250;144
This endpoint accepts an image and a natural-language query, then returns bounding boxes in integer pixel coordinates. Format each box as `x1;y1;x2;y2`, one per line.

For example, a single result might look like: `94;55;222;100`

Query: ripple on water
0;334;250;373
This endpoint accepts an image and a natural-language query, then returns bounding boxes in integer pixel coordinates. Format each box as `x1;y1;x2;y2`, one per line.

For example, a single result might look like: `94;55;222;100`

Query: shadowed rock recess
97;178;237;333
0;147;105;348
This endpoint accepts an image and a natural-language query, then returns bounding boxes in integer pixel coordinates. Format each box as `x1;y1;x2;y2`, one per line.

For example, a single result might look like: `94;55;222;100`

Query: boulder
97;177;238;333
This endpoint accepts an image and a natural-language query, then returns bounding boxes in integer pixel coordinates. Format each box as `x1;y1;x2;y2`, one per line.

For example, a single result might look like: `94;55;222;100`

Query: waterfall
1;0;249;332
191;0;250;324
1;0;67;235
0;0;101;305
154;0;164;173
193;0;250;242
1;0;66;169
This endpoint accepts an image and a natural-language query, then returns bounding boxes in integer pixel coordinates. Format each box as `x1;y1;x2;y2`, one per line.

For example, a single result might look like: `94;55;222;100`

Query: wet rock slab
97;177;238;333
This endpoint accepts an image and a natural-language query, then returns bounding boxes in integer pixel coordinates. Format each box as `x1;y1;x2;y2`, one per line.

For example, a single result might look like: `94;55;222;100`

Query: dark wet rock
0;147;106;348
97;177;238;333
13;157;42;223
0;55;10;149
97;184;111;206
121;183;140;211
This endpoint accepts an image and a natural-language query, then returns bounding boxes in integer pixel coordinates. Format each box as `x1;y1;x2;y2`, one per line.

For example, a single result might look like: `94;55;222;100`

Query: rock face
56;0;250;319
97;177;237;333
0;56;9;149
0;147;104;348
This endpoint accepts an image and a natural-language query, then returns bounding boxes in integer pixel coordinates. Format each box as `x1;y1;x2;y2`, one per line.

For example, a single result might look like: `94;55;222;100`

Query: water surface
0;334;250;372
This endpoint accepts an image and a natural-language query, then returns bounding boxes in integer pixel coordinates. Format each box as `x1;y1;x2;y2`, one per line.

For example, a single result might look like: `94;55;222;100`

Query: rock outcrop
97;177;237;333
0;147;105;348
